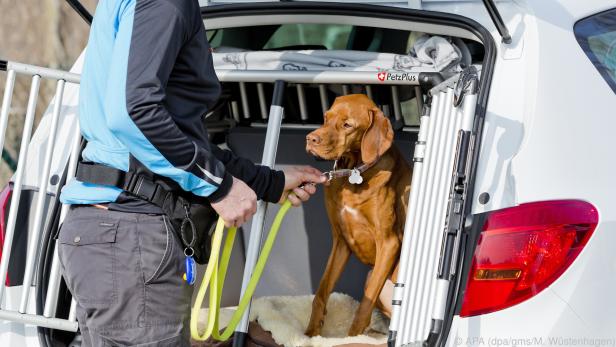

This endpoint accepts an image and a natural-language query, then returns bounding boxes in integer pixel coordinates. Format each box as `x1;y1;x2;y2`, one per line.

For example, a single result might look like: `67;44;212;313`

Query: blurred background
0;0;96;187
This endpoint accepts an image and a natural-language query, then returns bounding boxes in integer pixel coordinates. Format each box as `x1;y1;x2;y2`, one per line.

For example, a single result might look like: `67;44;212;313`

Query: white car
0;0;614;346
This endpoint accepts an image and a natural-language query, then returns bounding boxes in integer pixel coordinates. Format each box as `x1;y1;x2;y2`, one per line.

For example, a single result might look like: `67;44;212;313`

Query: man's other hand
211;176;257;228
280;166;326;207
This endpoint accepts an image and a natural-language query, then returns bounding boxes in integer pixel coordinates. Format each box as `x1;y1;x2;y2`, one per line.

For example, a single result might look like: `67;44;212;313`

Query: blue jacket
61;0;285;210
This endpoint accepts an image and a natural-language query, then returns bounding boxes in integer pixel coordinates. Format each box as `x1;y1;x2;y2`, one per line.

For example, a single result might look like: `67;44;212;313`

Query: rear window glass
574;8;616;93
206;23;414;54
263;24;352;50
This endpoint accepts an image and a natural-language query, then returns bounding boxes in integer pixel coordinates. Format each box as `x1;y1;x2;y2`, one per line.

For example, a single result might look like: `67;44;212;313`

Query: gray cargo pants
58;206;194;346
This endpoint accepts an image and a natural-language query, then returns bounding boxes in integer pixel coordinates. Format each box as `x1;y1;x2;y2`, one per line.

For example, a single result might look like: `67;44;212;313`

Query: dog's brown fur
305;94;412;336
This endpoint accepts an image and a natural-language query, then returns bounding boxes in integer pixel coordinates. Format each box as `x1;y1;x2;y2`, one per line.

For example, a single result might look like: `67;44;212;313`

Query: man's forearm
211;145;285;203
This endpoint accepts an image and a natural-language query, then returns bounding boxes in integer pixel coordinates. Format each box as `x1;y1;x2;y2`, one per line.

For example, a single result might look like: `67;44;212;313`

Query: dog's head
306;94;393;164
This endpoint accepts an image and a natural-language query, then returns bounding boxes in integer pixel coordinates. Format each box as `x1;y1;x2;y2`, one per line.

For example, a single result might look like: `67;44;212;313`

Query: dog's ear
361;106;393;164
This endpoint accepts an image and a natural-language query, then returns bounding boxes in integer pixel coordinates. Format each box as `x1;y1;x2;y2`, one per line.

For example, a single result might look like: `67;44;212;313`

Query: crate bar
6;61;80;84
342;84;350;95
366;85;374;100
239;82;251;119
216;70;420;85
388;103;431;345
43;226;63;316
391;93;440;343
318;85;328;113
233;80;286;347
391;86;402;122
231;101;240;122
0;70;16;151
414;86;424;116
0;310;78;332
0;75;41;303
257;83;268;120
398;92;445;343
296;84;308;121
19;79;66;313
429;112;465;328
413;87;456;339
68;298;77;322
401;90;449;343
44;125;82;318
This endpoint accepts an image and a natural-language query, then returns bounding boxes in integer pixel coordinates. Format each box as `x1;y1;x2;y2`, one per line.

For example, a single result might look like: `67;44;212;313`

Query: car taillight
460;200;598;317
0;184;12;285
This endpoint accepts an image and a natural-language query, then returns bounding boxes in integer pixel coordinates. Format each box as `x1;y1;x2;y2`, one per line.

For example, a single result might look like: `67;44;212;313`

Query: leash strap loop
190;200;293;342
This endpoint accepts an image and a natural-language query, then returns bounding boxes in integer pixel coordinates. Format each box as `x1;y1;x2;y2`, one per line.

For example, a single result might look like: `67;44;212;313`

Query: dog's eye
343;122;353;129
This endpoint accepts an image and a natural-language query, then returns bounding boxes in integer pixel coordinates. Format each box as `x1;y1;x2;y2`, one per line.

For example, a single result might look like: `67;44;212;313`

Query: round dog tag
348;169;363;185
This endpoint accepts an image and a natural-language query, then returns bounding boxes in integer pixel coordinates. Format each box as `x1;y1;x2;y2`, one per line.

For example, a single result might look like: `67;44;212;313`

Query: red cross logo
377;72;387;82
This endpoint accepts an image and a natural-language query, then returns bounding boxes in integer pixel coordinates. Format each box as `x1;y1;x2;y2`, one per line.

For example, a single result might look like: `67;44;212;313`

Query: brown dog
305;94;412;336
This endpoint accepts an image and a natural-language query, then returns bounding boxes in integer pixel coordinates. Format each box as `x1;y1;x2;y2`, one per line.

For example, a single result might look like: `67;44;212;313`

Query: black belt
76;161;173;208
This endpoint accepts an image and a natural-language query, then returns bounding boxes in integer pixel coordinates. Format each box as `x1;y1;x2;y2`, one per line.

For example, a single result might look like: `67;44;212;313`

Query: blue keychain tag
183;254;196;285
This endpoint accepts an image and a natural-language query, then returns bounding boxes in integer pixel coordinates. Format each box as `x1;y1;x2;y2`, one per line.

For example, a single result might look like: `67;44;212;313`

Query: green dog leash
191;200;293;341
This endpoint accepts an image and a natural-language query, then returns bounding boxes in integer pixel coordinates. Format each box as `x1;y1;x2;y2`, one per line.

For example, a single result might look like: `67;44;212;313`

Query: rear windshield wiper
481;0;512;44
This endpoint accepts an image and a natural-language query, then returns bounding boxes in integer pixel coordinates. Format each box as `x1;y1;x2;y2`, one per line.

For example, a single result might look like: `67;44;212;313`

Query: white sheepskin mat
247;293;389;347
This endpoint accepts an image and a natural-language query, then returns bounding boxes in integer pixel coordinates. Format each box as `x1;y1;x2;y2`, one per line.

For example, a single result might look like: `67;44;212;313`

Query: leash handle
190;217;226;341
190;200;293;341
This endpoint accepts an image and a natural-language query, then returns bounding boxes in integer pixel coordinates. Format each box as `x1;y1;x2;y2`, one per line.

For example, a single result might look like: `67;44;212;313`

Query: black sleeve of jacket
106;0;232;202
211;145;286;203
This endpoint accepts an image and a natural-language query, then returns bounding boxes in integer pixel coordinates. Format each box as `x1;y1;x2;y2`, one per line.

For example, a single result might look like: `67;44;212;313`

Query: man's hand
211;176;257;228
279;166;326;207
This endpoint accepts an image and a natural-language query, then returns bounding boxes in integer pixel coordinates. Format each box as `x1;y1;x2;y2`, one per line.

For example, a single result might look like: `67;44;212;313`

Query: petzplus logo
376;71;417;83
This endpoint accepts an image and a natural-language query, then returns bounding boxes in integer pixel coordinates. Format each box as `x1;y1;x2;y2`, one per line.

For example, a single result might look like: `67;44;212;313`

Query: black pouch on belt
163;195;218;265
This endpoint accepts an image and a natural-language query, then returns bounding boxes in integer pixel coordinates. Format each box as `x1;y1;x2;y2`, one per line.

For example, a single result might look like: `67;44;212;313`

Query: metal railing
0;60;80;332
0;61;426;337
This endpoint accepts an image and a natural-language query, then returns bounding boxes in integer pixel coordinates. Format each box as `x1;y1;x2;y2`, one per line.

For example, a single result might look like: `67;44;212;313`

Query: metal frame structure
0;60;423;335
388;69;479;347
233;80;286;346
0;62;484;347
0;61;80;332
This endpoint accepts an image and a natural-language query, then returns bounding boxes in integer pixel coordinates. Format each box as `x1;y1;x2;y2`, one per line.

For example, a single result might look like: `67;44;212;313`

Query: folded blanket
213;35;461;73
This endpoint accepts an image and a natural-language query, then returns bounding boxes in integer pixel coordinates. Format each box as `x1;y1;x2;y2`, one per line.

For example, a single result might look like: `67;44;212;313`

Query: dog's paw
304;327;320;337
348;321;369;336
304;320;323;337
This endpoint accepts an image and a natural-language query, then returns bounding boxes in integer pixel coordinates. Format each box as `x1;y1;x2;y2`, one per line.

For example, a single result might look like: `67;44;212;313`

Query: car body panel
454;0;616;345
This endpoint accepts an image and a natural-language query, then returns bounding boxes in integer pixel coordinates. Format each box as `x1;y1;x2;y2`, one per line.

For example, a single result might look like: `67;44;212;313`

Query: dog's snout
306;133;321;145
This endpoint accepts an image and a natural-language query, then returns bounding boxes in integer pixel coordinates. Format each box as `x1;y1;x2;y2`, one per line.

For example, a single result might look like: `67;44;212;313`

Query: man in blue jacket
58;0;325;345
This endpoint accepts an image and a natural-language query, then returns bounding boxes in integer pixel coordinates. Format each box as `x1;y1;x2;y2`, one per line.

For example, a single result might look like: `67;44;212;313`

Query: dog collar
323;159;377;185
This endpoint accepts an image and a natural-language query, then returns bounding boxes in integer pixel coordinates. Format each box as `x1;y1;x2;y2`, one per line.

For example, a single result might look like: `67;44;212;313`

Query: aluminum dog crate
0;60;479;347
